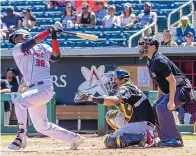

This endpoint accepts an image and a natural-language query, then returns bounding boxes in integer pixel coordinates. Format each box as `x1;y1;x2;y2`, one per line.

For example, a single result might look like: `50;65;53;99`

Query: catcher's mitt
74;91;91;103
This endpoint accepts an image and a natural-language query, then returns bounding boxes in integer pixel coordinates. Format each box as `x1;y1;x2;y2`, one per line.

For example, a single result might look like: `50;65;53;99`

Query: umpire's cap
9;28;32;44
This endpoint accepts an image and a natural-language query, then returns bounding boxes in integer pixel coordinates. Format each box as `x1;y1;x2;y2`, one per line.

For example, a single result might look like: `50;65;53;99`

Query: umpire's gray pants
153;87;185;140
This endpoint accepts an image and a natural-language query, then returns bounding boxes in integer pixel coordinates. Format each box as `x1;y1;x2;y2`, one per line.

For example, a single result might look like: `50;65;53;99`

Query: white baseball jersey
11;42;81;145
12;43;52;86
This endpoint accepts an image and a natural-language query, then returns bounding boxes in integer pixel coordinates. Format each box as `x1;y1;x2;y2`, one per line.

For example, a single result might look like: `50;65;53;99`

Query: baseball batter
8;27;84;150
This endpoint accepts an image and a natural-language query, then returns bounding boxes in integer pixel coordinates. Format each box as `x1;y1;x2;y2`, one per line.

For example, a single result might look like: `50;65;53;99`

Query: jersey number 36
35;59;45;67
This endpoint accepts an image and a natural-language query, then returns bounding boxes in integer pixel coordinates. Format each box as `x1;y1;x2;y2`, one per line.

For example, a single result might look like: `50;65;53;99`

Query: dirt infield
1;135;196;156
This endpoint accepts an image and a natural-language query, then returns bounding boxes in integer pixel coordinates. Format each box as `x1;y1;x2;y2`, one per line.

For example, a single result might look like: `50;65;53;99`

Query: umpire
138;36;195;147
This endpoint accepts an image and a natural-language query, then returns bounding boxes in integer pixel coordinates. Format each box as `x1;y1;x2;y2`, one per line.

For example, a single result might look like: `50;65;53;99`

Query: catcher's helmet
138;36;159;59
115;69;130;81
9;29;32;44
103;69;130;95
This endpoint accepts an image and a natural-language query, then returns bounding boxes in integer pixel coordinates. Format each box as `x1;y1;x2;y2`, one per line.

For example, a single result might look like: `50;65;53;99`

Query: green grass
0;135;196;141
0;135;15;141
182;135;196;140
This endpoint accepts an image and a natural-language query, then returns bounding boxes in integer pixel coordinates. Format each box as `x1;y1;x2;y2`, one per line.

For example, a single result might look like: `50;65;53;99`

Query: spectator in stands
2;6;20;29
119;3;136;28
18;9;36;30
0;79;11;125
95;0;107;25
181;32;196;47
160;30;178;47
176;16;195;42
47;0;70;8
102;5;118;28
59;2;76;29
5;68;19;92
75;3;96;27
137;2;157;36
74;0;108;14
0;16;8;40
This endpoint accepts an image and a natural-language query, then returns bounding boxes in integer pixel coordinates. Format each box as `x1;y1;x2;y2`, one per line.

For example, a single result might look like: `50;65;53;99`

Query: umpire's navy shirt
147;51;184;94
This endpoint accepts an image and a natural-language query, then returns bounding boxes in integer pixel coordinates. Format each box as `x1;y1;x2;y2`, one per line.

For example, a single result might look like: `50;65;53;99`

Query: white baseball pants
13;84;77;142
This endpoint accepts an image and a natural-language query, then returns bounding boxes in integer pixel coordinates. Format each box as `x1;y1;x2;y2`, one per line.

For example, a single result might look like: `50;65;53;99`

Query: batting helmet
9;29;32;44
138;36;159;59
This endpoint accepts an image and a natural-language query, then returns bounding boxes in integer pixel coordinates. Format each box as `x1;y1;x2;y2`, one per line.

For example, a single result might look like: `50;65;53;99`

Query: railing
128;23;158;48
168;0;195;30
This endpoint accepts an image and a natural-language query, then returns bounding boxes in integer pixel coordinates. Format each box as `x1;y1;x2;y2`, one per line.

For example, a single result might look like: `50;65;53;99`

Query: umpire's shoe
69;133;85;150
8;137;27;150
157;138;184;148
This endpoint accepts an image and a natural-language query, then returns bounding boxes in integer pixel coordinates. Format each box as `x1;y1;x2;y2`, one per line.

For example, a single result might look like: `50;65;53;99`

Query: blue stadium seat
166;3;180;9
85;41;96;47
96;40;118;47
1;42;9;49
103;25;123;32
74;41;86;48
31;7;45;12
67;27;85;32
37;19;54;25
156;10;168;16
110;32;124;40
0;41;14;49
62;41;75;48
58;34;68;40
152;3;161;10
85;27;96;31
97;33;110;40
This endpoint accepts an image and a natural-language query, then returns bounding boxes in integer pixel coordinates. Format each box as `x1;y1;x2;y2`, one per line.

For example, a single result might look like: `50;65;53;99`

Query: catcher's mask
9;28;32;44
103;69;130;95
138;36;159;59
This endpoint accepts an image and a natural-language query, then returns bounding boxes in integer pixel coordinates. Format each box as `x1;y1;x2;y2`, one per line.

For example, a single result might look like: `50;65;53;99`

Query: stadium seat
62;41;75;48
97;33;110;40
67;27;85;32
110;32;124;40
85;41;96;47
74;41;87;48
96;40;118;47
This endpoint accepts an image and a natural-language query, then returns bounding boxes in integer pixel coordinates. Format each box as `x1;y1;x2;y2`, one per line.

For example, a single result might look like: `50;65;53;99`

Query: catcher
75;69;156;148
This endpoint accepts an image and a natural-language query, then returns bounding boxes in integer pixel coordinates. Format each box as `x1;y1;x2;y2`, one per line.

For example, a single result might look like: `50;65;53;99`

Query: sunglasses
139;42;145;45
186;35;193;37
82;7;88;10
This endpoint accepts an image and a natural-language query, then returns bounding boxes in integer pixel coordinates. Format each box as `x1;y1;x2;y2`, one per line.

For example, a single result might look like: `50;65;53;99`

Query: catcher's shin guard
105;110;126;130
104;132;146;149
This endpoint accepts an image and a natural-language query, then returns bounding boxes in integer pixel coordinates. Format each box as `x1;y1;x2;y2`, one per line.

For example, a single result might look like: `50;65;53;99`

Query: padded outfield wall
1;47;196;105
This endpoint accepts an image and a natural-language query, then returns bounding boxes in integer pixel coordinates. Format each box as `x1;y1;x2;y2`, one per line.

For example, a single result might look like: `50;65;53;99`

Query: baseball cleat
8;137;27;150
156;138;184;148
139;130;155;148
69;134;85;150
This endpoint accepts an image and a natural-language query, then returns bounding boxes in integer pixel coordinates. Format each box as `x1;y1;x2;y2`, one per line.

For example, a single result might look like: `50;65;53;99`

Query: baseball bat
61;31;98;41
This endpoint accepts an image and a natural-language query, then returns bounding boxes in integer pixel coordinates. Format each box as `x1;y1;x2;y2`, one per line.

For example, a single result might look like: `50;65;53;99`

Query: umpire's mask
138;36;159;59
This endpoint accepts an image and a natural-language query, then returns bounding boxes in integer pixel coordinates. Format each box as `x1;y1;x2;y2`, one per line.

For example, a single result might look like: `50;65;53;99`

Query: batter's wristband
51;31;57;39
92;96;104;104
36;30;50;41
52;39;60;53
